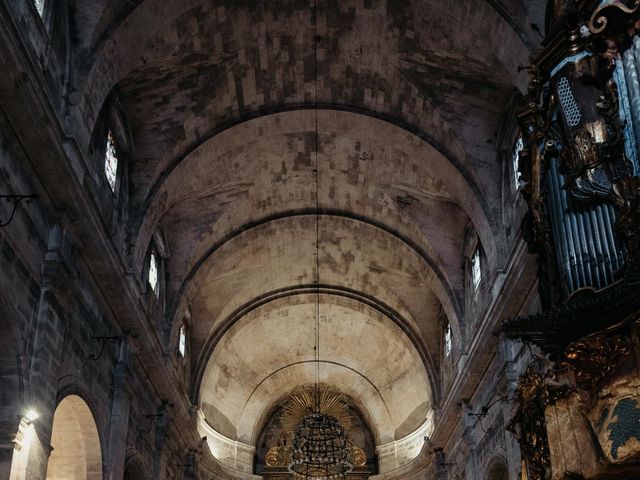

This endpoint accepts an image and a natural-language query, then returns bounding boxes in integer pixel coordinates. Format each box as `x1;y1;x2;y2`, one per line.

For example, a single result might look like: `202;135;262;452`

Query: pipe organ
517;4;640;305
504;2;640;479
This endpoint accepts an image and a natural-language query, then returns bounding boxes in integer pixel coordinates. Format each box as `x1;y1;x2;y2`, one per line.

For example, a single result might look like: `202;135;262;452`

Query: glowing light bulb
24;409;39;423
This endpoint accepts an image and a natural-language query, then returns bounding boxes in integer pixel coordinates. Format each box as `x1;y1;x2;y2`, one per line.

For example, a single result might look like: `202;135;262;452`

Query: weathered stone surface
0;0;546;478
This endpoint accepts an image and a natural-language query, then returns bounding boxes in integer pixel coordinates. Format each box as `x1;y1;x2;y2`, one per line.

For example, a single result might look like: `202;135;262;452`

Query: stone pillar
1;418;23;480
182;450;198;480
435;449;448;480
23;224;74;479
107;338;131;480
152;403;168;480
0;346;23;478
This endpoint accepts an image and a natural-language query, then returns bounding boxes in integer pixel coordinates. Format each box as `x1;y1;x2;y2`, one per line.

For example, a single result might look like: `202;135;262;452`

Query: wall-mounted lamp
23;408;39;424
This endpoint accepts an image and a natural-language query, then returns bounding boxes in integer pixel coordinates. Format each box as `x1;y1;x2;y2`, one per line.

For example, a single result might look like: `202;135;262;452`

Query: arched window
444;321;452;356
34;0;45;16
471;247;482;291
178;323;187;357
148;250;159;297
104;130;119;193
513;135;524;191
145;230;168;317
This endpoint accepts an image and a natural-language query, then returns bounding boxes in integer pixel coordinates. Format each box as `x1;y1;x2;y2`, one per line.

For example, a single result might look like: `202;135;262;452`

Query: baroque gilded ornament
264;389;366;476
562;332;632;391
505;2;640;478
512;0;640;311
508;352;573;480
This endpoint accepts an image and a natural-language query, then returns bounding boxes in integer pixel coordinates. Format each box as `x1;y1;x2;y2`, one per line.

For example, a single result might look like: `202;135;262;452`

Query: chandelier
289;412;353;479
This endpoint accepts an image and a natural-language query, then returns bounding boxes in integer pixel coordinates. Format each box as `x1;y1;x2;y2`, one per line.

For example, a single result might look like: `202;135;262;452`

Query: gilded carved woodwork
506;4;640;478
265;445;366;469
509;328;638;480
281;389;352;434
508;354;574;480
263;388;369;475
545;396;599;479
562;331;633;391
513;0;640;311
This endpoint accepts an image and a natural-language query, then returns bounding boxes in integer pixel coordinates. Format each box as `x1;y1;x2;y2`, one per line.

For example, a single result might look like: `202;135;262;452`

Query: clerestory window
104;130;119;193
178;324;187;357
444;322;452;356
148;250;159;297
471;247;482;291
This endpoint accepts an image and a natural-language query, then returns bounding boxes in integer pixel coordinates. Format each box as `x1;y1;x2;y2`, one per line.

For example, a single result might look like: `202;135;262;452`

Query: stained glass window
472;248;481;291
444;322;452;356
105;130;118;192
179;324;186;357
513;135;523;190
149;251;159;296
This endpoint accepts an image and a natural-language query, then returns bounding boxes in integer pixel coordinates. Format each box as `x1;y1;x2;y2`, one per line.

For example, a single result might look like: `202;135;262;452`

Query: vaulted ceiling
67;0;541;468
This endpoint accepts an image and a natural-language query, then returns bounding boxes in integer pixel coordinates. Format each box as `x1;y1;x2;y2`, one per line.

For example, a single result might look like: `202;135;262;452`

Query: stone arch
45;395;103;480
123;453;149;480
486;456;510;480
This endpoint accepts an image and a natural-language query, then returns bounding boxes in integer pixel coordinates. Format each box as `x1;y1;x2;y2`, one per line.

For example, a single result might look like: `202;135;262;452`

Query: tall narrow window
444;322;452;356
148;251;159;297
104;130;119;192
178;324;187;357
513;135;524;190
34;0;45;16
471;248;482;291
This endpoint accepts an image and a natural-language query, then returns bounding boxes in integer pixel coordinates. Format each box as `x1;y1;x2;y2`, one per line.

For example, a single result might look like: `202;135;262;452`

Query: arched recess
198;293;433;446
254;387;378;475
45;395;102;480
193;285;439;409
196;292;436;473
123;454;149;480
487;457;510;480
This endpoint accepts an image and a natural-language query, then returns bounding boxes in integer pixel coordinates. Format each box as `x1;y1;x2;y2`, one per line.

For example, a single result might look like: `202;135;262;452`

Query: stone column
435;449;448;480
23;224;74;479
182;450;198;480
152;403;168;480
107;338;131;480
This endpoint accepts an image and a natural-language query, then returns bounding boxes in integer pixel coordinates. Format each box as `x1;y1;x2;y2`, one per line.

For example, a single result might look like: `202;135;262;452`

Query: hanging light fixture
287;1;353;477
289;412;353;479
